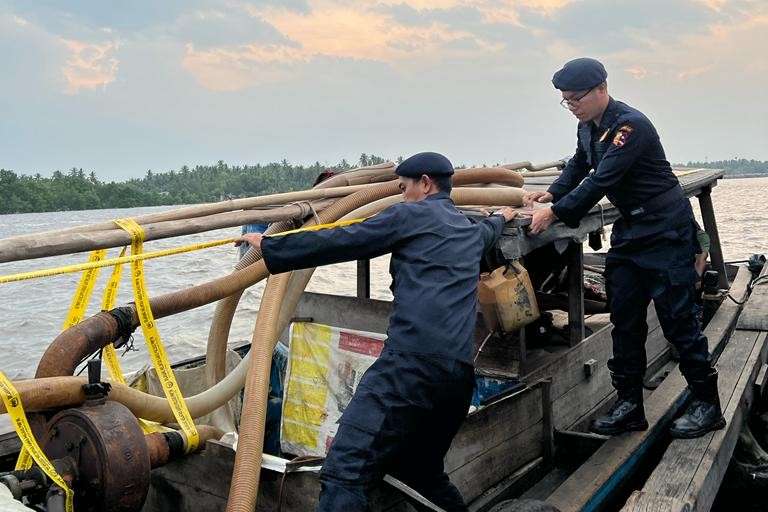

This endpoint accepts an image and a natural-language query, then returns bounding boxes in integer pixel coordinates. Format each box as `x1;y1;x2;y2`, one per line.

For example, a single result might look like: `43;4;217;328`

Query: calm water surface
0;177;766;379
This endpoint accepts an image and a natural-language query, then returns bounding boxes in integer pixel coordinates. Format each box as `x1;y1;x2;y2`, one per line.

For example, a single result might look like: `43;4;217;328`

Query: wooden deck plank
545;266;752;512
623;331;767;512
625;330;761;504
622;494;689;512
684;331;768;511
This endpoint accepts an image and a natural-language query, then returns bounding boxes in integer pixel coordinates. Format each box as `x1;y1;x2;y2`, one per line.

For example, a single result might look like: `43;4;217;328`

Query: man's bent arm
261;205;404;274
478;215;506;253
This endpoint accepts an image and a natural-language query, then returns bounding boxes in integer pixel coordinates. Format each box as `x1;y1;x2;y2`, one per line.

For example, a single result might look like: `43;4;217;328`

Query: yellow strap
99;246;167;435
270;217;367;237
0;238;236;285
0;372;74;511
101;246;128;385
113;218;199;451
0;218;364;286
101;247;127;311
15;446;31;470
62;249;107;329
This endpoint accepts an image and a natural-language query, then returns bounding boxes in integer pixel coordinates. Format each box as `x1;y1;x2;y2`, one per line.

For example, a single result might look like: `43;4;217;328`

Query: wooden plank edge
623;330;763;511
683;331;768;511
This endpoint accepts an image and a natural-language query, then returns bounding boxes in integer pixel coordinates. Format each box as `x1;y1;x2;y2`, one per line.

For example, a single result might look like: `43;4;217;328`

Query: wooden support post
697;186;729;290
517;328;527;369
567;241;585;346
356;259;371;299
540;379;555;462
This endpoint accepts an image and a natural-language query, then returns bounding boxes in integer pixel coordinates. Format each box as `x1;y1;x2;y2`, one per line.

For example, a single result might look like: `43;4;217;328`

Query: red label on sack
339;332;384;357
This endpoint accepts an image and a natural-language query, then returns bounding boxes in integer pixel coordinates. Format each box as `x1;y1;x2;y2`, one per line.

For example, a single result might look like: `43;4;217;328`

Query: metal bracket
584;359;598;378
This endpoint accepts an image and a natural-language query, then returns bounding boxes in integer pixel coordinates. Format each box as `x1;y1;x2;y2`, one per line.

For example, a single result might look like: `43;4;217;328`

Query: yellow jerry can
477;273;501;333
478;261;540;333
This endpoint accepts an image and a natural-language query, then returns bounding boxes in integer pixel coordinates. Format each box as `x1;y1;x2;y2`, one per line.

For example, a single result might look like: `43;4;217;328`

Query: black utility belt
617;185;685;220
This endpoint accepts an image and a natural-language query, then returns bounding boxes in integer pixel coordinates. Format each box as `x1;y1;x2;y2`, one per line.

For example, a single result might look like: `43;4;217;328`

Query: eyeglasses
560;86;596;109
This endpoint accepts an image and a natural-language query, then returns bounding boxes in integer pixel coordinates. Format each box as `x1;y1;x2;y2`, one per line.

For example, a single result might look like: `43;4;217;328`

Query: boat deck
0;167;752;512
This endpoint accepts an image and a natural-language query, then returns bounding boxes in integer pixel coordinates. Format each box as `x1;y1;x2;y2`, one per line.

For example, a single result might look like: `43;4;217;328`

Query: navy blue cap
396;152;454;178
552;57;607;91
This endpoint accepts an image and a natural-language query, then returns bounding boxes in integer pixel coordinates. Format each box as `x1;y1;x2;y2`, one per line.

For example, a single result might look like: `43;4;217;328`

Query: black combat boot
670;369;726;439
590;374;648;435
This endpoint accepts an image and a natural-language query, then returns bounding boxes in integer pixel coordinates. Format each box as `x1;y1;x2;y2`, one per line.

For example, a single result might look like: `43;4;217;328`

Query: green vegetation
0;154;392;214
2;155;765;215
679;159;768;177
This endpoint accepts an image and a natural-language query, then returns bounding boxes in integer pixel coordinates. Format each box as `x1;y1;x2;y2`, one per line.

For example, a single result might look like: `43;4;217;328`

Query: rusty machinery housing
42;400;150;512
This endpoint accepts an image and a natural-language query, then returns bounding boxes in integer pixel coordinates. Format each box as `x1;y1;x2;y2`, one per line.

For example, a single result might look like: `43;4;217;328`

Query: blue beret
552;57;607;91
396;152;454;178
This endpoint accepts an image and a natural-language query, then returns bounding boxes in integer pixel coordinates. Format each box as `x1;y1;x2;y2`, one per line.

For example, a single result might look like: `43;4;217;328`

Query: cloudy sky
1;0;766;180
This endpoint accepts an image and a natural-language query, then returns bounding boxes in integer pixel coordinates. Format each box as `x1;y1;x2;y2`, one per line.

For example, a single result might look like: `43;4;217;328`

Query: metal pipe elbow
35;307;135;378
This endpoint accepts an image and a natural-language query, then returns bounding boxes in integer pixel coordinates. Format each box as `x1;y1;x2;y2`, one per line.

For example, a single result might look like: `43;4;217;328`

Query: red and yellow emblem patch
612;125;634;147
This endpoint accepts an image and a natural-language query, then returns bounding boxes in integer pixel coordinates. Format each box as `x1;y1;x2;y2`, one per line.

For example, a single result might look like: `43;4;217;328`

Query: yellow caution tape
0;238;237;285
114;218;199;451
99;246;166;434
62;249;107;329
101;247;127;311
270;217;367;237
0;372;74;511
0;218;369;286
100;246;128;385
15;445;32;470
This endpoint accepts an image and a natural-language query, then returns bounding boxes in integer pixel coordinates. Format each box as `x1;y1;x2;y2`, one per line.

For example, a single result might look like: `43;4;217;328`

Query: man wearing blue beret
523;58;724;438
239;152;516;511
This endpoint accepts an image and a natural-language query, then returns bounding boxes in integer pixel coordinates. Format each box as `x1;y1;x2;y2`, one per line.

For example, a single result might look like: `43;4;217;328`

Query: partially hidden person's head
313;169;336;187
552;57;610;124
395;152;453;202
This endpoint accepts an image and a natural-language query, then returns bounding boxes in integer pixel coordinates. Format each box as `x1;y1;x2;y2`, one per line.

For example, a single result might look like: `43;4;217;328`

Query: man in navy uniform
523;58;725;439
238;152;516;511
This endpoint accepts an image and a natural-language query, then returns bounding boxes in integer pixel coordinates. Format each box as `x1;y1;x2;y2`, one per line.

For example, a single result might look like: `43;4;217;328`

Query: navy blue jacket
548;98;696;267
261;192;505;364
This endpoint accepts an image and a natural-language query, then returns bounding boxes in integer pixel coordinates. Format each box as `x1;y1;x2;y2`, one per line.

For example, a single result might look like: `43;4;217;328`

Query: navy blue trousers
317;350;474;512
605;256;712;389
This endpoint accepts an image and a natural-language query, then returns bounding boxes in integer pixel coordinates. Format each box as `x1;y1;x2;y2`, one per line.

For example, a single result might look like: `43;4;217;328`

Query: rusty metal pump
0;359;200;512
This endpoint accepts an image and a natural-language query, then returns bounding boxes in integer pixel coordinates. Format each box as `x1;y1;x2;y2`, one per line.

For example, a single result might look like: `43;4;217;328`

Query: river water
0;177;766;379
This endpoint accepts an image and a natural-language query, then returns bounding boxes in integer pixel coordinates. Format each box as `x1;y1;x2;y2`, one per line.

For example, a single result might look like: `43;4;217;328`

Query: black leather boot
590;375;648;435
670;370;726;439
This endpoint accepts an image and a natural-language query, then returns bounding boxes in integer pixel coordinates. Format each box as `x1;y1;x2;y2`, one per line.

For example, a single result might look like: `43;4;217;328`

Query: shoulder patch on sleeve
612;125;634;147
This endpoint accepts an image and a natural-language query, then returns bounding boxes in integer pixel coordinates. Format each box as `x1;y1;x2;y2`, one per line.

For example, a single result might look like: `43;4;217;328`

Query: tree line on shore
680;159;768;177
0;154;391;214
0;156;765;214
